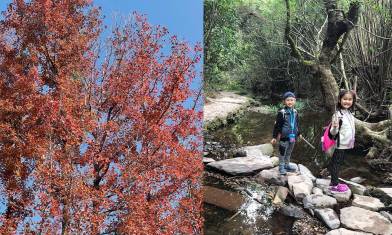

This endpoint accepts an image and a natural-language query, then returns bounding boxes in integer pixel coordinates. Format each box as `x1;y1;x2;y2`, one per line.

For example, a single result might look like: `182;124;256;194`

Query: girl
328;89;356;193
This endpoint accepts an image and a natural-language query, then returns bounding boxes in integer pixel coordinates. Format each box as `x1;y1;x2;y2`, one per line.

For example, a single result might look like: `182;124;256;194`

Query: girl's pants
328;149;346;186
278;140;295;173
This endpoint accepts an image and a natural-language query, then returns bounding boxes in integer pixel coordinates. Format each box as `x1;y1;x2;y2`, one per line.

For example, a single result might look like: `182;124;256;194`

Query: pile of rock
204;143;392;234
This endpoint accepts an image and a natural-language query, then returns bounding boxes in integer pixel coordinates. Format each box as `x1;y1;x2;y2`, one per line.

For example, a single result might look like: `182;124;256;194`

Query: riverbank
204;91;253;131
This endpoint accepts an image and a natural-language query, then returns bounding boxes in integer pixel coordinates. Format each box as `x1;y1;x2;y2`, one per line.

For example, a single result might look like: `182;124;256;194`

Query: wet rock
273;186;289;204
340;206;392;235
326;228;372;235
352;194;385;211
241;143;274;157
292;212;328;235
270;156;279;167
233;149;246;157
203;157;216;164
364;187;392;206
381;172;392;185
339;178;367;195
326;187;352;203
312;187;323;195
207;156;273;175
379;188;392;199
280;204;307;219
350;176;366;184
203;186;245;211
288;175;313;201
380;211;392;222
298;164;316;182
303;194;337;209
255;167;287;186
314;208;340;229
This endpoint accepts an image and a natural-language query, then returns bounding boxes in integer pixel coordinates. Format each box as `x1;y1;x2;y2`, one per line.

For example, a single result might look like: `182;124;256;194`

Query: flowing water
203;110;383;234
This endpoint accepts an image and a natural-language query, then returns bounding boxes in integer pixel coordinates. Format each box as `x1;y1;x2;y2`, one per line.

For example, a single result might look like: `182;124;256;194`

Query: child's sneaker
285;164;297;172
329;184;348;193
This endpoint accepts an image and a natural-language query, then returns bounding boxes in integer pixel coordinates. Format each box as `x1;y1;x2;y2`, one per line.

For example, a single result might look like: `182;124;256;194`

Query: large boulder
339;178;367;195
326;187;352;202
352;194;385;211
326;228;372;235
312;187;323;195
255;167;287;186
380;211;392;223
314;208;340;229
280;204;307;219
241;144;274;157
315;178;331;192
303;194;337;209
288;175;313;200
379;188;392;199
298;164;316;182
340;206;392;235
207;156;273;175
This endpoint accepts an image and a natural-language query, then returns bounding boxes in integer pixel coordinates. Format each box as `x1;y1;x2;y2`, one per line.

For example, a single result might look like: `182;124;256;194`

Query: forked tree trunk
284;0;391;157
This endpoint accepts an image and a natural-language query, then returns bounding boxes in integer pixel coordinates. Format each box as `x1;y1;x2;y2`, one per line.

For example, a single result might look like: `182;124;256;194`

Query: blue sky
0;1;203;70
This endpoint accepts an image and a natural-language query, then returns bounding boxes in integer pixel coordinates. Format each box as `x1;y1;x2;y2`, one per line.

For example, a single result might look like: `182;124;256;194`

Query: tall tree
284;0;391;156
0;1;203;234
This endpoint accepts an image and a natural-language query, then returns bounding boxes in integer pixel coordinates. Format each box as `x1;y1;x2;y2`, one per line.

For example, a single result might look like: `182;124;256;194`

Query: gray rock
241;144;274;157
207;156;273;175
298;164;316;182
326;187;352;202
316;178;331;192
379;188;392;198
339;178;367;195
380;211;392;222
303;194;337;209
326;228;373;235
314;208;340;229
280;204;307;219
203;157;215;164
288;175;313;201
350;177;366;184
270;156;279;167
312;187;323;195
352;194;385;211
273;186;289;204
255;167;287;186
340;206;392;235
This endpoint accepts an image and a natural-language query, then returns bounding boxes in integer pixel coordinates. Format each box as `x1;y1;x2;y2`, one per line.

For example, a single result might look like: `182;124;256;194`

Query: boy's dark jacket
272;107;301;141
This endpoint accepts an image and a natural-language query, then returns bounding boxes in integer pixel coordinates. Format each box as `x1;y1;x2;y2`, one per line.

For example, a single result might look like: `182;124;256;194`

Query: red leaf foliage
0;1;203;234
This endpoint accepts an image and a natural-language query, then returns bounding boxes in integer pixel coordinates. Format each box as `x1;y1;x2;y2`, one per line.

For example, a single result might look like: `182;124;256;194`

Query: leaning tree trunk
312;64;340;111
284;0;391;158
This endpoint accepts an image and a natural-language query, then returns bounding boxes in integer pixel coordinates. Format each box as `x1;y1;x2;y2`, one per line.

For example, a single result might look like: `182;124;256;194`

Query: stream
203;109;384;234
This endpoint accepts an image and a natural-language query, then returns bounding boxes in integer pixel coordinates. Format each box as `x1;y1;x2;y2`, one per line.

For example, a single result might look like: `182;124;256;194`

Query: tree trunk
312;64;339;112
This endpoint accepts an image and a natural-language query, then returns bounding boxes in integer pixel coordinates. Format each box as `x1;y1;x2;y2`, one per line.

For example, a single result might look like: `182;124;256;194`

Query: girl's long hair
337;89;356;111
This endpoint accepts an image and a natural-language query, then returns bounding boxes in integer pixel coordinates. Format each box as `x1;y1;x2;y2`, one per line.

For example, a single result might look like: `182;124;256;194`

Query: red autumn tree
0;1;203;234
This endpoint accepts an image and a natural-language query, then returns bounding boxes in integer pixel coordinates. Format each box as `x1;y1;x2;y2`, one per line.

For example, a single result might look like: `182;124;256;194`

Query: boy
270;91;301;175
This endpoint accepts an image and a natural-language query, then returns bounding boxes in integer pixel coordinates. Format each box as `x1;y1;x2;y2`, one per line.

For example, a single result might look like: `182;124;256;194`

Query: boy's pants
278;140;295;173
328;149;345;186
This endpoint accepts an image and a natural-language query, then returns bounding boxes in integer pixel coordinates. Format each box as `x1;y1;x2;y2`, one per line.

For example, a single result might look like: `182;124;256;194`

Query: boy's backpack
321;118;342;157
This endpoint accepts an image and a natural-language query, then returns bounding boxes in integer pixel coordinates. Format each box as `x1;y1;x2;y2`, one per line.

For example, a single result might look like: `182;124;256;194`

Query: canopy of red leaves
0;1;203;234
